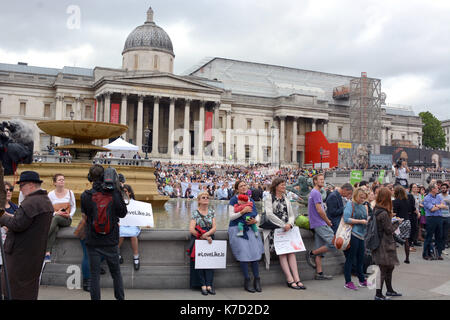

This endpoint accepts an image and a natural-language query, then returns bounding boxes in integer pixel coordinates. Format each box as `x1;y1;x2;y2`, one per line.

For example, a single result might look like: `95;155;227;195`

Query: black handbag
258;194;280;230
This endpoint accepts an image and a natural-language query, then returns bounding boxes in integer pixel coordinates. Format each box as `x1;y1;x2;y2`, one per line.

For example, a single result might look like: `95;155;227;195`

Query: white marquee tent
103;138;139;151
102;138;140;158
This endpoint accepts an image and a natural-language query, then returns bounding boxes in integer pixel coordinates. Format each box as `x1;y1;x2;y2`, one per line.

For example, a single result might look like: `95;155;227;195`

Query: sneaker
133;257;140;271
442;250;448;256
315;273;333;280
344;282;358;290
358;280;368;288
44;254;51;262
236;230;244;237
374;295;390;300
305;250;317;269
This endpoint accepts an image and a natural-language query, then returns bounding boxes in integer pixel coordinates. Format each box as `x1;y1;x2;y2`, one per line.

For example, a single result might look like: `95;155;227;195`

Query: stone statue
286;175;328;207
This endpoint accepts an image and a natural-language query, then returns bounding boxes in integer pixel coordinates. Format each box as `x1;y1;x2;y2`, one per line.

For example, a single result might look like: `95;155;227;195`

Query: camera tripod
0;229;11;300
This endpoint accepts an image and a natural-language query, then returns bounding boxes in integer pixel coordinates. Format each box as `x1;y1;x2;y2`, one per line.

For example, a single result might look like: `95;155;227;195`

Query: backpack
365;209;381;251
91;191;113;235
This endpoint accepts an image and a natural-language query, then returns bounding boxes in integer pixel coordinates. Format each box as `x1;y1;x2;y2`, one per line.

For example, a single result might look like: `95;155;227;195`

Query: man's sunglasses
5;188;14;192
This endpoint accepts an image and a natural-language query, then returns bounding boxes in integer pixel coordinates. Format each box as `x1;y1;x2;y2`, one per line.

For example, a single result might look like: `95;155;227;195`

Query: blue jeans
344;235;365;284
80;239;90;280
423;216;443;258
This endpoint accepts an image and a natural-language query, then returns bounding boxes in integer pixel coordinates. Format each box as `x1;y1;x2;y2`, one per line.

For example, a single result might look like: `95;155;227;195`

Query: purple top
308;188;326;229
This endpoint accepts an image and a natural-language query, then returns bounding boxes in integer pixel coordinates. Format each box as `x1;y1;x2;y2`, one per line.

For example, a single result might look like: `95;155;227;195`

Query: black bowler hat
16;171;43;184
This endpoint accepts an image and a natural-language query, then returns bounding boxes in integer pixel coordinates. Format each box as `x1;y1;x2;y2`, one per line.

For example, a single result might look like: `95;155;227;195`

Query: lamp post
319;147;323;170
143;126;150;160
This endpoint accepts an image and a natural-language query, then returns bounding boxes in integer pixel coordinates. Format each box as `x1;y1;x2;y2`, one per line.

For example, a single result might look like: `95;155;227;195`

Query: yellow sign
338;142;352;149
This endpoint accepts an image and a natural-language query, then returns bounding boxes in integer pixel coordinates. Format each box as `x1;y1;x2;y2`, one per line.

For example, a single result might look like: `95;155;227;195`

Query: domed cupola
122;7;175;73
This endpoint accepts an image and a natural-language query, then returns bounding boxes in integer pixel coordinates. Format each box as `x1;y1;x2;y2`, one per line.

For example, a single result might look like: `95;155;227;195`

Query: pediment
115;74;221;92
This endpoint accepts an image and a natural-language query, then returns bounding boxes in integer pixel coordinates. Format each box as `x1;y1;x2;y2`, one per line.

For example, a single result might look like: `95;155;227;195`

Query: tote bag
332;203;354;251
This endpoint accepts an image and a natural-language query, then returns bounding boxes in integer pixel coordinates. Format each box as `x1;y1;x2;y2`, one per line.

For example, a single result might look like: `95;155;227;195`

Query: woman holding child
228;180;264;293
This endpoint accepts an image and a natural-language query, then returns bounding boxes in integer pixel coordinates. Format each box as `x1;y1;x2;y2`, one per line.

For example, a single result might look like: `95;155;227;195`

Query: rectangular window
265;121;269;131
231;118;234;130
20;102;26;116
338;127;343;139
219;116;223;129
65;104;73;118
247;120;252;129
85;105;92;119
245;145;250;159
44;103;51;118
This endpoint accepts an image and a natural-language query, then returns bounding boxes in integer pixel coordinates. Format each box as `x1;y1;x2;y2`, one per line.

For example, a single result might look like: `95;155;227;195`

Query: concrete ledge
42;228;345;289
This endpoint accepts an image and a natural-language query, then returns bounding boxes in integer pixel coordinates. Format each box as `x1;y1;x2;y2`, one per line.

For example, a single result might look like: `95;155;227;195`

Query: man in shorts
305;173;336;280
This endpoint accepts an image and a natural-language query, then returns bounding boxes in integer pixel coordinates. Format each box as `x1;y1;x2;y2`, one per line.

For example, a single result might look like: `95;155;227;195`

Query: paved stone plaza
38;245;450;300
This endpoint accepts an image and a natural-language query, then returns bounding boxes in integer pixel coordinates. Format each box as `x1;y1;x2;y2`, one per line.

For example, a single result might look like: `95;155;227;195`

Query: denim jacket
343;201;368;240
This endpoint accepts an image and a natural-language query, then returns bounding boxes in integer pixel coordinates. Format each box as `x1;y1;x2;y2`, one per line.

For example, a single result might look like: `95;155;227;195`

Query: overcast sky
0;0;449;120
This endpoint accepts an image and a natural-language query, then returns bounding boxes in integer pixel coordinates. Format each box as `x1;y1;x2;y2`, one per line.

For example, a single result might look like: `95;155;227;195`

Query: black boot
83;278;91;292
254;277;262;292
244;278;255;293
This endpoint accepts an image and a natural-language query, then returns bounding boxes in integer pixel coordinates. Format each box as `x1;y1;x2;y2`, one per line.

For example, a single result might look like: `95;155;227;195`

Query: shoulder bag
332;203;354;251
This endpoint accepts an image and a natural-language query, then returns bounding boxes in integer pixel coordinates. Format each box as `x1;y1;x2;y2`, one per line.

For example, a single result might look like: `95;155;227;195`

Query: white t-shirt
397;167;408;179
48;189;76;218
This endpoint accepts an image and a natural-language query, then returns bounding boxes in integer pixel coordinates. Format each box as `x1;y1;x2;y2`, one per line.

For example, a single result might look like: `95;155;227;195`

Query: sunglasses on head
5;188;13;192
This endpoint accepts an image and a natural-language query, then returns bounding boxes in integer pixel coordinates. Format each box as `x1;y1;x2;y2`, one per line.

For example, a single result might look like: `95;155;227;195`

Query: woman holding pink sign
262;178;306;290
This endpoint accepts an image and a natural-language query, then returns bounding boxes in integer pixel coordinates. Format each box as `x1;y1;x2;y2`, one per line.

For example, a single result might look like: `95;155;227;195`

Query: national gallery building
0;7;423;167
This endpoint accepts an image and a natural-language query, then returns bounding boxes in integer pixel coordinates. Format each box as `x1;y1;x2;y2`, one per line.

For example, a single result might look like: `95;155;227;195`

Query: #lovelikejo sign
120;199;154;227
194;240;227;269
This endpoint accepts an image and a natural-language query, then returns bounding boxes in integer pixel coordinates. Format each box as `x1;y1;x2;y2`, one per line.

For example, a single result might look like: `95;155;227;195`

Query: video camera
0;120;34;175
102;167;122;192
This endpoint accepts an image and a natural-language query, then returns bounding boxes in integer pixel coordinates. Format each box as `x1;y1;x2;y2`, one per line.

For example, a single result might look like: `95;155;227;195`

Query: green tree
419;111;446;149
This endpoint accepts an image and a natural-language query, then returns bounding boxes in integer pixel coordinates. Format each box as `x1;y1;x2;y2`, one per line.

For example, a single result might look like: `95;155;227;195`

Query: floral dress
268;196;289;253
191;209;215;230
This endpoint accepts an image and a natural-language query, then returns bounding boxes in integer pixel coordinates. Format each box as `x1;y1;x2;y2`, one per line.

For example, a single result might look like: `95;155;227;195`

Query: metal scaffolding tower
349;72;382;145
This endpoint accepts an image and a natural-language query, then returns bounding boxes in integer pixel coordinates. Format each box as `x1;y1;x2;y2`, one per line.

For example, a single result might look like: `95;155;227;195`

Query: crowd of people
1;160;449;301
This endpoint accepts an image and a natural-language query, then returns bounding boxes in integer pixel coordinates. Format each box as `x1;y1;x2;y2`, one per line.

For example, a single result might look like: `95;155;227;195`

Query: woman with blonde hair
372;187;401;300
342;187;369;291
188;191;217;295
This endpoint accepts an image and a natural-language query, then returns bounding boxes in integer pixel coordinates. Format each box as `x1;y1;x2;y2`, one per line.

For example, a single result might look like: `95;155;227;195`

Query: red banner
204;111;213;141
110;103;120;124
304;131;338;169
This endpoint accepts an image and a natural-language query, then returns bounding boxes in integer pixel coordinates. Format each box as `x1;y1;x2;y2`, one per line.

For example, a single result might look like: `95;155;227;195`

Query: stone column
279;116;286;164
75;96;82;120
121;93;128;140
197;100;205;159
136;95;144;148
292;117;298;164
95;95;101;122
214;102;220;129
311;118;317;132
168;97;175;156
183;99;191;158
226;111;232;162
152;96;160;155
55;94;64;146
104;92;111;123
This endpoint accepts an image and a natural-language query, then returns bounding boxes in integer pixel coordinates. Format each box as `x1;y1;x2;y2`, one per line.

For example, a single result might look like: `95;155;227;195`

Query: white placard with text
120;199;154;227
194;240;227;269
274;226;306;255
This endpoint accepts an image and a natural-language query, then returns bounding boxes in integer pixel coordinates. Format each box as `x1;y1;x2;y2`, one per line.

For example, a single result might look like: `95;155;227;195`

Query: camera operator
81;164;127;300
394;158;410;188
